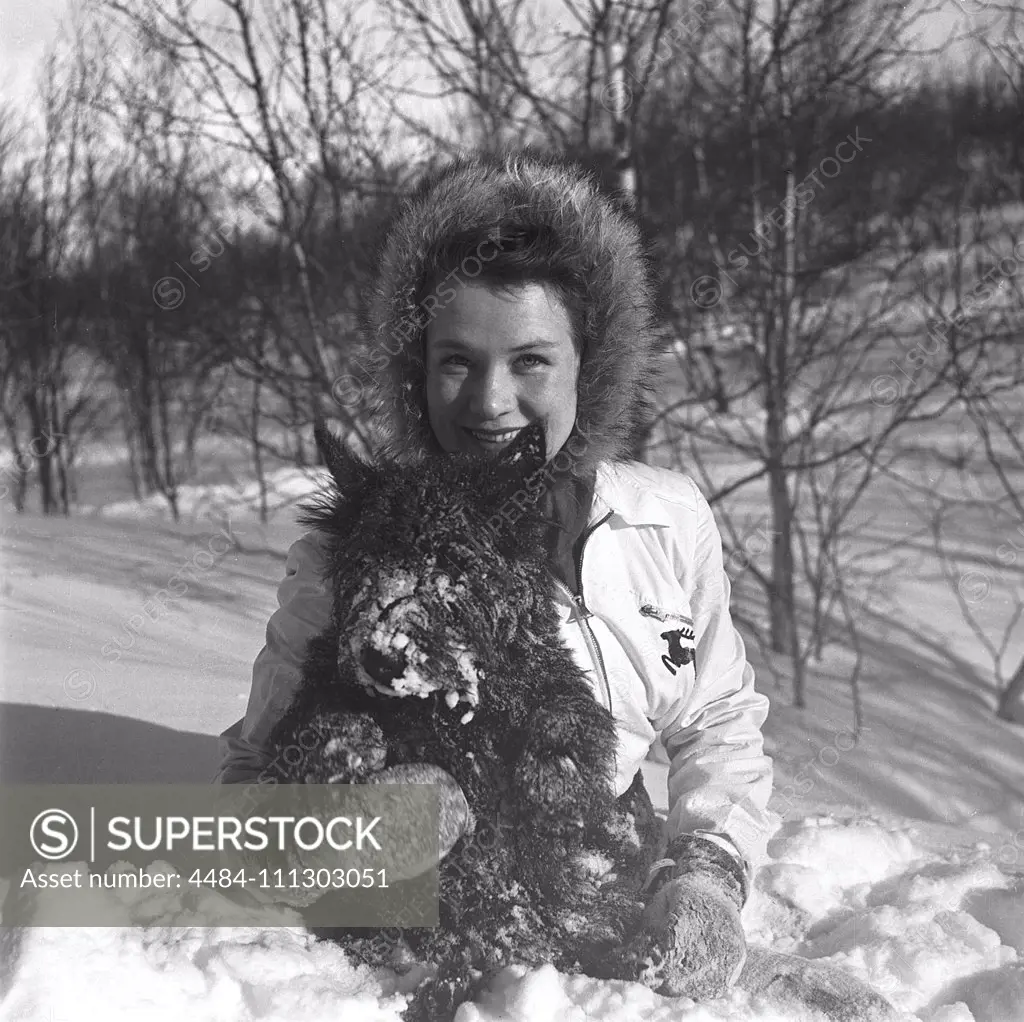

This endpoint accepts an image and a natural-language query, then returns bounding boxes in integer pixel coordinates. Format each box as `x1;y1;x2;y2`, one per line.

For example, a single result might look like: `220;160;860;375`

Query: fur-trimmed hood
356;149;666;470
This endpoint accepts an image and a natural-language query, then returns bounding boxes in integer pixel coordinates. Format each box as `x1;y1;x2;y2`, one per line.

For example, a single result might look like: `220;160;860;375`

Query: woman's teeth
467;428;522;443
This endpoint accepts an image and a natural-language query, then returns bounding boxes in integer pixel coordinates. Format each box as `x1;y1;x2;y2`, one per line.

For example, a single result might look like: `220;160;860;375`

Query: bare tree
911;17;1024;724
0;49;107;514
89;0;399;456
805;57;1024;725
377;0;686;202
635;0;976;714
924;496;1024;724
66;32;234;520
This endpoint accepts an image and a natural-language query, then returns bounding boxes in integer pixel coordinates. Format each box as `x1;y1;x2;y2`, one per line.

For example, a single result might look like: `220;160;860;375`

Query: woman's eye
516;353;549;368
439;353;548;370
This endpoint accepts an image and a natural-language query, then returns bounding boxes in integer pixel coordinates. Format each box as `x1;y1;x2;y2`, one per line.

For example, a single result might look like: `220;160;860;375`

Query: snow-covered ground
0;810;1022;1021
1;439;1023;1021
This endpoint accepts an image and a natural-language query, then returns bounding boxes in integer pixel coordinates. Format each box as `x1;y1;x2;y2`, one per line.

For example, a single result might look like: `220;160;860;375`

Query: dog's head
304;422;556;716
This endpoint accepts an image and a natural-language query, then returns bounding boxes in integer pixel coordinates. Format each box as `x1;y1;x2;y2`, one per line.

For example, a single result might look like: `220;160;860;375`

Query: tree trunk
2;418;30;513
606;40;648;463
36;446;56;515
772;46;805;708
155;367;179;523
608;40;637;208
288;387;307;466
765;325;802;704
56;442;70;515
24;393;55;514
766;457;801;679
137;399;160;497
50;388;70;515
122;398;142;501
10;463;29;513
250;376;268;525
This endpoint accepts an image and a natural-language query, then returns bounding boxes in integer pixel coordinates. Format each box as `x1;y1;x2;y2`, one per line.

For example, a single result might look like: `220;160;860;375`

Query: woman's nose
467;367;516;420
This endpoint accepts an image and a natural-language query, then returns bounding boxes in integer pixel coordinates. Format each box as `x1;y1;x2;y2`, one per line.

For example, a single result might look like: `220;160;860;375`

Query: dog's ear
314;420;374;494
298;421;375;534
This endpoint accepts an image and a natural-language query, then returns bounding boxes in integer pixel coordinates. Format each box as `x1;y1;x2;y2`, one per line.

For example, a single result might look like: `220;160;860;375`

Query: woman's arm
624;480;774;998
214;531;333;784
659;481;776;894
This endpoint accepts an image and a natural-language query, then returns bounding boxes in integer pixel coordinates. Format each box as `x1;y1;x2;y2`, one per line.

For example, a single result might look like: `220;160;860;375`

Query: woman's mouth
463;426;525;446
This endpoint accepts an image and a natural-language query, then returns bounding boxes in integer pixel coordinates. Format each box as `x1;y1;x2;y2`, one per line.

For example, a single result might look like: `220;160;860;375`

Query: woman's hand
624;834;749;999
635;869;747;998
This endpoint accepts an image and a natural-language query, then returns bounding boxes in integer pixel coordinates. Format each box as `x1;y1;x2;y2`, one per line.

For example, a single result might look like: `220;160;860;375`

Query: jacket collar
592;462;674;527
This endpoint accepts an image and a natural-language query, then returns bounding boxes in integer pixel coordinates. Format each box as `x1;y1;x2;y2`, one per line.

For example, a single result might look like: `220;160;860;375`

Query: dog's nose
359;646;407;685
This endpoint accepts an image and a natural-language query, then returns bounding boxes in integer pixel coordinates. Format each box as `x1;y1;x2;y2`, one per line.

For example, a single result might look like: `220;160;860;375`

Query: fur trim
357;148;666;469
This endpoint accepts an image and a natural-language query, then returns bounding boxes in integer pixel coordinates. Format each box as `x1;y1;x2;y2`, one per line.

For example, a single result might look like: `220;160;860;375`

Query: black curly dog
263;421;662;1022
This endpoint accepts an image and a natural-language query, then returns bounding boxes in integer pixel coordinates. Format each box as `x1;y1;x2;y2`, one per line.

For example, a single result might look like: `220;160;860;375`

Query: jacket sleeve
658;480;776;893
214;530;333;784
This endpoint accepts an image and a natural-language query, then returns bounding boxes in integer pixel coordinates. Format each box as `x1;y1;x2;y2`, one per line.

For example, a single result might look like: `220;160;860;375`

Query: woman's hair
415;224;592;357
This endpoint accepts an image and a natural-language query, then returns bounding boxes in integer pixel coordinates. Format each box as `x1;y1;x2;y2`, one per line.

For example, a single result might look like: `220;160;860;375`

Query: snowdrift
1;812;1022;1022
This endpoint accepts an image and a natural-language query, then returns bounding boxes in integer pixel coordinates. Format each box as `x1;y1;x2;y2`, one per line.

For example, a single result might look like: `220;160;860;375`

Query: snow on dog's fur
264;421;662;1022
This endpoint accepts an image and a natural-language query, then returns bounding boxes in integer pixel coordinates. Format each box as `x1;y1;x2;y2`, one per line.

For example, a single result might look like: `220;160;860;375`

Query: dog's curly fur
264;422;663;1022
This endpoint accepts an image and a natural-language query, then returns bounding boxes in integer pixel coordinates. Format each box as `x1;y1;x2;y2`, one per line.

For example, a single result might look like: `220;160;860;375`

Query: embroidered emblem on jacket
660;628;695;675
639;604;696;675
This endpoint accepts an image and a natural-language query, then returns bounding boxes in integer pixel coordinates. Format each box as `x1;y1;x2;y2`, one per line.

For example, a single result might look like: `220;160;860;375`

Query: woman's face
424;279;580;460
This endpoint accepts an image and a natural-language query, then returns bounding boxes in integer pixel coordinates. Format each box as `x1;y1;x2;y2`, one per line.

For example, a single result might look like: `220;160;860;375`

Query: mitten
633;834;749;1000
238;764;473;910
368;762;477;877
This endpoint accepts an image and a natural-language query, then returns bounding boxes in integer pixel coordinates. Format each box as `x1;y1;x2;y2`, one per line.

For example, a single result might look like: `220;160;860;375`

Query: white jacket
215;459;774;886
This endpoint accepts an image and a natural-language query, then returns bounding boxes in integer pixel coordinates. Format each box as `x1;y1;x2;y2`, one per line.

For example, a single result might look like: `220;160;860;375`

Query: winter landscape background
1;412;1023;1021
3;0;1024;1018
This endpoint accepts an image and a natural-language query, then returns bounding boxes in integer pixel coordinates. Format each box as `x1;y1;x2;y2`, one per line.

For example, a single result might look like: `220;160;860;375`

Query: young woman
215;150;893;1014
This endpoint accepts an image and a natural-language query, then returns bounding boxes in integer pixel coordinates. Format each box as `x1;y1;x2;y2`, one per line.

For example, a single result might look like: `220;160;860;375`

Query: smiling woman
424;281;581;459
215;148;904;1020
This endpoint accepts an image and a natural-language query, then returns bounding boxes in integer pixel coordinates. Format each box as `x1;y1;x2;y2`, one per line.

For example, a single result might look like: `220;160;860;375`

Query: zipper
550;510;614;712
639;604;694;630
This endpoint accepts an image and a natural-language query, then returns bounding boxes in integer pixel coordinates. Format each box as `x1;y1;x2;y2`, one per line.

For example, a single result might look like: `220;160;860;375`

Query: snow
1;814;1022;1021
2;435;1024;1021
